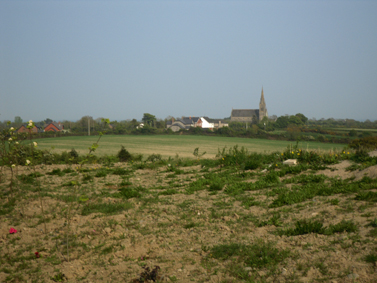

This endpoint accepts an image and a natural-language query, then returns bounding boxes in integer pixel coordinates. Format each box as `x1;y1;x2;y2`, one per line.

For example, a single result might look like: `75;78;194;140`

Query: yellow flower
281;153;283;156
291;151;294;154
26;160;31;165
347;152;349;154
297;153;300;155
11;164;16;168
33;142;38;147
8;138;12;141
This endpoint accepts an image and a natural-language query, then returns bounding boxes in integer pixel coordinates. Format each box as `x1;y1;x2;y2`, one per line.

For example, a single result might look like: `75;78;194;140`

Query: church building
230;88;268;123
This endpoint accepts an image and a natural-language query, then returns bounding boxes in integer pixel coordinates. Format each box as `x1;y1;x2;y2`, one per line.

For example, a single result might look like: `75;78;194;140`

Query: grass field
34;135;347;158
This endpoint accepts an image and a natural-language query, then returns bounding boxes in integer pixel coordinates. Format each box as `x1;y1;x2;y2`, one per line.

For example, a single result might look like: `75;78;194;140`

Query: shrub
69;148;79;158
117;146;132;162
146;154;162;162
349;136;377;151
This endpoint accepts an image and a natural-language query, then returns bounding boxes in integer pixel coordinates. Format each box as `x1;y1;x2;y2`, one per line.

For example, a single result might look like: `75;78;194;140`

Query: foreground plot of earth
1;158;377;282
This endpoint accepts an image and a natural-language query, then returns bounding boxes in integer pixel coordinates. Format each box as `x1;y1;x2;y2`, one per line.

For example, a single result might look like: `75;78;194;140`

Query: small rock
177;268;182;272
222;216;231;222
347;273;359;279
282;268;288;275
311;212;318;216
220;225;231;232
244;267;252;271
283;159;297;166
103;227;112;234
258;271;266;277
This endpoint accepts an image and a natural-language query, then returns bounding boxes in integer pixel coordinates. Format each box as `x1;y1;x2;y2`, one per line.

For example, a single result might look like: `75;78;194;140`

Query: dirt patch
1;161;377;282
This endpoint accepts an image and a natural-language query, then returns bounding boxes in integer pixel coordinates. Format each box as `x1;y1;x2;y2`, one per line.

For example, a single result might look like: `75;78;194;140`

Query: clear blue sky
1;0;376;122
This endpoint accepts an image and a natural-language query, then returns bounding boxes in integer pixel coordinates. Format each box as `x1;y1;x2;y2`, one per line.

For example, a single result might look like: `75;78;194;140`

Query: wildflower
15;142;19;145
275;164;278;166
347;152;349;154
297;153;300;155
35;252;40;258
281;153;283;156
11;164;16;168
33;142;37;147
10;127;15;131
8;138;12;141
26;159;31;165
291;151;294;154
9;228;17;234
29;120;33;123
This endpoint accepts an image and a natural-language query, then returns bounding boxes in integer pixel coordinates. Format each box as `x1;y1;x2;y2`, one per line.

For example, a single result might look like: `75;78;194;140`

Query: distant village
12;88;270;134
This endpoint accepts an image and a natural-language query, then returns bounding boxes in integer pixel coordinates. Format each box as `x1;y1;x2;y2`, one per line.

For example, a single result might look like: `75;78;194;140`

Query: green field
34;135;347;158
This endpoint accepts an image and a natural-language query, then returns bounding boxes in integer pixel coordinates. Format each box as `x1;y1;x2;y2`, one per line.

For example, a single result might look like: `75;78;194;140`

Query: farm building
231;87;268;122
44;122;63;132
17;125;43;134
166;117;228;132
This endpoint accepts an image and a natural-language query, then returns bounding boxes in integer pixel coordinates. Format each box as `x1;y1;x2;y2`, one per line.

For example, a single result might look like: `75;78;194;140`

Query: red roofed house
44;122;63;132
17;125;42;134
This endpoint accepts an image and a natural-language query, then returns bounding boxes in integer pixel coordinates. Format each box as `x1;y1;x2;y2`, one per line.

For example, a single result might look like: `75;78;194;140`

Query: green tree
142;113;156;127
14;116;22;125
275;116;289;129
295;113;308;124
288;115;303;126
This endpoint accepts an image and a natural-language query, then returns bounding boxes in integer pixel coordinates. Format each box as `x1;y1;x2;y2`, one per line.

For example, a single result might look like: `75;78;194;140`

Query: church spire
260;87;265;105
259;87;267;121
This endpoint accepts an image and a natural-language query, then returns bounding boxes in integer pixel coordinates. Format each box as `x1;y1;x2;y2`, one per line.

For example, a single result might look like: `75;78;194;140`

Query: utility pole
88;117;90;136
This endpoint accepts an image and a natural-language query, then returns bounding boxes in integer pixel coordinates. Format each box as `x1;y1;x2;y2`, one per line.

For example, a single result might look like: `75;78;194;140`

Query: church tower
259;87;268;121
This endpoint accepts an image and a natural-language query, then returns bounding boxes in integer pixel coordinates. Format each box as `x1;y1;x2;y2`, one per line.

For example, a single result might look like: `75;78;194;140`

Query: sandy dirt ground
1;156;377;282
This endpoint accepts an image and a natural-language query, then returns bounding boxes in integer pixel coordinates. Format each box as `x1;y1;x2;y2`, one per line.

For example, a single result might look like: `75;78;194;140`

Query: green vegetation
1;136;377;282
32;135;346;159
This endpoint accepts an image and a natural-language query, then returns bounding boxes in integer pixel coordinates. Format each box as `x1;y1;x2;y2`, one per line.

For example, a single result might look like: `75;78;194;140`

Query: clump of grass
325;220;358;234
16;173;42;184
46;168;65;176
209;180;224;191
118;187;142;199
95;170;108;178
276;219;358;236
364;253;377;264
184;222;201;229
276;219;325;236
366;218;377;228
210;240;290;269
113;167;132;176
355;191;377;202
159;189;178;196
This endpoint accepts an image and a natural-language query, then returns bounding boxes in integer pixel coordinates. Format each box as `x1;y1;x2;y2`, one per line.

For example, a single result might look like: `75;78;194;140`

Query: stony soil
1;157;377;282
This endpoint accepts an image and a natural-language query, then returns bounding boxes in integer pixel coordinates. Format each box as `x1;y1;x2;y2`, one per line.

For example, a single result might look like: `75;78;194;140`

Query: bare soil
1;159;377;282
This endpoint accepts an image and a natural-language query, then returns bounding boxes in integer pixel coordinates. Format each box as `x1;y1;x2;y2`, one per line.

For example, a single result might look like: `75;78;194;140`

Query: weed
276;219;325;236
210;240;290;269
364;253;377;264
47;169;65;176
117;146;132;162
366;218;377;228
